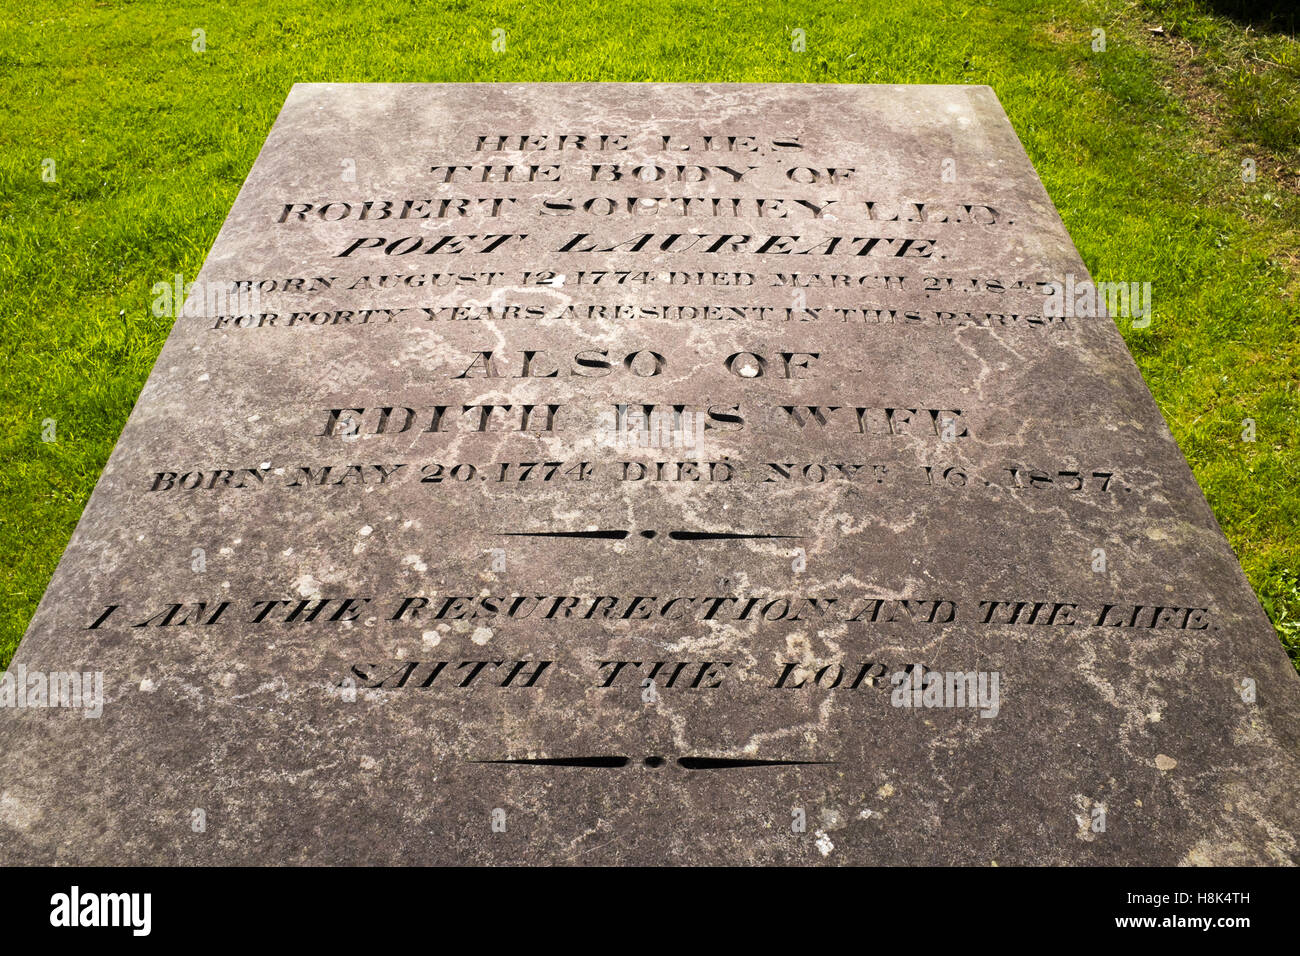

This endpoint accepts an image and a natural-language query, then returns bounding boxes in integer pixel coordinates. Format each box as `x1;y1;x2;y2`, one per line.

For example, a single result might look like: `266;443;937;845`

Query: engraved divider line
498;531;802;541
472;756;833;770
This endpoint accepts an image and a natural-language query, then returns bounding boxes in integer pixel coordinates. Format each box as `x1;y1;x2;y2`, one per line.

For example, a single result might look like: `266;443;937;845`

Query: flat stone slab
3;83;1298;865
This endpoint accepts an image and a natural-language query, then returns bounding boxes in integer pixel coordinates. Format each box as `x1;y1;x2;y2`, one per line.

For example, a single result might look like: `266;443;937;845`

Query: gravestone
3;83;1297;865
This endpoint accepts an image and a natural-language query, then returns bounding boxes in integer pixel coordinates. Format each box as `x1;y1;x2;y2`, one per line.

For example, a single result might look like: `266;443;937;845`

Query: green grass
1;0;1297;668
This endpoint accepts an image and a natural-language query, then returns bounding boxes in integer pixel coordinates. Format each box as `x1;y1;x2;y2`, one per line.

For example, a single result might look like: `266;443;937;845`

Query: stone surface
2;83;1298;865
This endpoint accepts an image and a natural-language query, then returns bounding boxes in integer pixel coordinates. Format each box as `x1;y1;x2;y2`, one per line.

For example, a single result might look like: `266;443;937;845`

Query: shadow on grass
1202;0;1297;34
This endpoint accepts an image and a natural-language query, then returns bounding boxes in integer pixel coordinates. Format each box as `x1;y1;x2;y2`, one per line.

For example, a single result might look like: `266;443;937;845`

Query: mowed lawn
1;0;1297;669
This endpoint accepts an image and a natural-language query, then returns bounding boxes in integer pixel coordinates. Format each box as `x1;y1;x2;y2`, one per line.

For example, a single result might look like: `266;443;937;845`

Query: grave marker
3;84;1297;864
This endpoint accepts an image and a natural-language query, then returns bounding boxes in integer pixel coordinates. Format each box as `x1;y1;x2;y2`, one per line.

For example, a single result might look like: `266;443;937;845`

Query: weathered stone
2;83;1297;865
